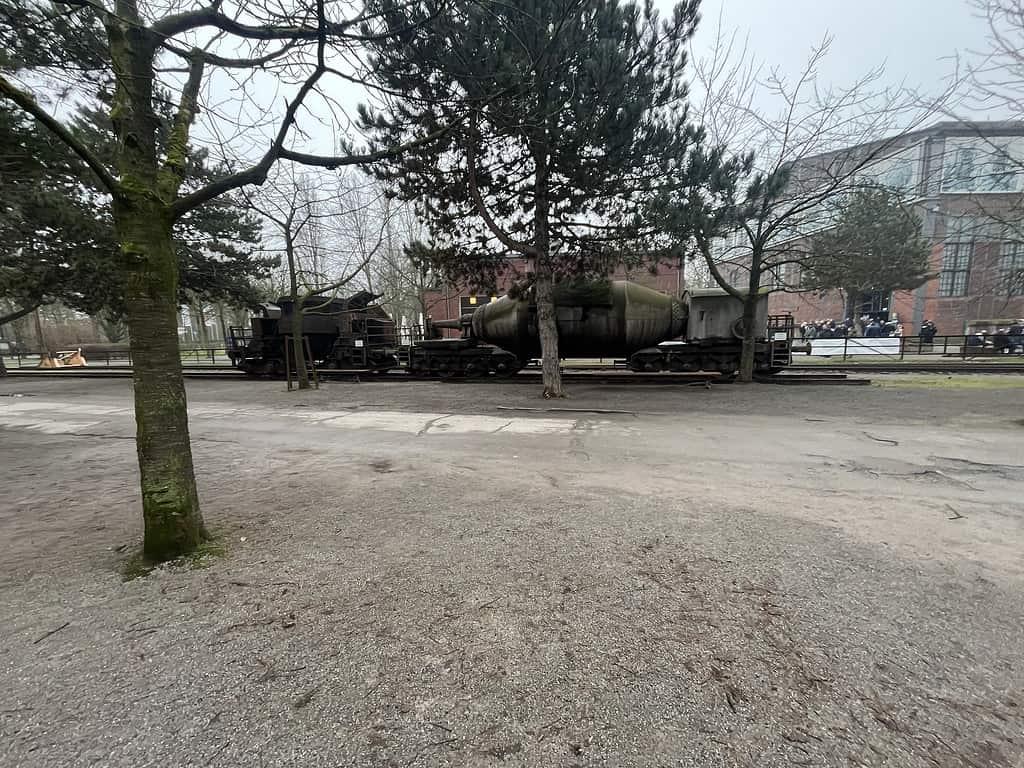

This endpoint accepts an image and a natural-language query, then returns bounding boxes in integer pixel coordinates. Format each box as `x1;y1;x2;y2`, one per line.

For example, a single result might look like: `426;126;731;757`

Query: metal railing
796;334;1024;362
0;346;236;368
4;333;1022;369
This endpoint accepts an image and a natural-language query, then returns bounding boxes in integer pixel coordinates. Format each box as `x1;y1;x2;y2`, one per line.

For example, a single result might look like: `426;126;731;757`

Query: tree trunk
737;256;762;383
116;200;208;561
217;303;228;348
290;310;310;390
33;308;49;356
285;233;310;390
534;270;562;397
737;292;759;382
532;141;561;397
845;290;862;335
195;302;208;344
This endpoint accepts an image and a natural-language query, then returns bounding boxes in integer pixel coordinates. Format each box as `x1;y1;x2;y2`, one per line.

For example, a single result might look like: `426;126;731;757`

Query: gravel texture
1;376;1022;767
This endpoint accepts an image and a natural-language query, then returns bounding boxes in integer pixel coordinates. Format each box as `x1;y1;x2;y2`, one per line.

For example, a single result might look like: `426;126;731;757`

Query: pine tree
360;0;719;396
0;101;271;327
3;0;434;560
805;188;933;321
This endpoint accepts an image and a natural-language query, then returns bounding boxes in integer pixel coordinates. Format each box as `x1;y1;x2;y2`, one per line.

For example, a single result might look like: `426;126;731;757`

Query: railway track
1;367;876;386
2;367;722;385
5;360;1018;382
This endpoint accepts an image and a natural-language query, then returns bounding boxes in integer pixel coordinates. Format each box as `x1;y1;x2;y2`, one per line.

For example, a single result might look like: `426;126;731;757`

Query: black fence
797;334;1024;361
4;334;1023;368
0;346;234;368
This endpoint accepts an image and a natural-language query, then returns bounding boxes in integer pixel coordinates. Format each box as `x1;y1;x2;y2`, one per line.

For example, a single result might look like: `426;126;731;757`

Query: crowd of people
797;316;1024;352
798;316;916;340
967;322;1024;353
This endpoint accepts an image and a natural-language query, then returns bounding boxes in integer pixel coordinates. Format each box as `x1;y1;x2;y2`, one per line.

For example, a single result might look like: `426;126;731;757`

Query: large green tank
469;280;685;358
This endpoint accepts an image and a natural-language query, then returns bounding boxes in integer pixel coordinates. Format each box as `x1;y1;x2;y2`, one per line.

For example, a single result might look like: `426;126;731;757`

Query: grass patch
120;533;227;581
874;375;1024;389
184;537;227;569
121;550;155;581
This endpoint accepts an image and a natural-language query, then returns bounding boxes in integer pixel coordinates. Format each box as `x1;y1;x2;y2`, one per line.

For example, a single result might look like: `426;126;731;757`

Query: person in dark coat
865;320;883;338
920;320;937;343
1008;322;1023;353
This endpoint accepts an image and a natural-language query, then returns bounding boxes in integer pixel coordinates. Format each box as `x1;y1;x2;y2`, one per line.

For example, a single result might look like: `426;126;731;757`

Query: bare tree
947;0;1024;302
247;166;391;389
0;0;451;560
968;0;1024;123
357;190;444;330
679;31;949;380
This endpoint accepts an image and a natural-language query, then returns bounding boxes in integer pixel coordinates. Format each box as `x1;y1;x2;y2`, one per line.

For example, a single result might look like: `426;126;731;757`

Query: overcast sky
188;0;1001;170
686;0;992;115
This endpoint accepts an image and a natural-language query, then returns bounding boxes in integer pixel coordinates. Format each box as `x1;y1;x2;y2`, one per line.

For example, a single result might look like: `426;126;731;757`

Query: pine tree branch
466;110;537;256
0;75;118;195
0;302;43;327
697;237;745;301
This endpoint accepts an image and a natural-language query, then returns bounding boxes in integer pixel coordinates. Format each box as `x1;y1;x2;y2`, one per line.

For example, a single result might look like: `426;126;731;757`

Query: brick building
721;121;1024;335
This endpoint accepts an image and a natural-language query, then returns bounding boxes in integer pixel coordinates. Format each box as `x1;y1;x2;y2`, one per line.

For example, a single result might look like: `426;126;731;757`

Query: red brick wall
768;290;847;325
766;235;1024;336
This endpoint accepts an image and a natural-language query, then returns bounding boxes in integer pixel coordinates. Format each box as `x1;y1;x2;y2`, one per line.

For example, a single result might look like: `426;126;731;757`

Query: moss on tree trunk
738;294;758;382
532;145;562;399
738;261;762;383
290;307;310;389
117;199;208;560
286;233;310;389
534;271;562;397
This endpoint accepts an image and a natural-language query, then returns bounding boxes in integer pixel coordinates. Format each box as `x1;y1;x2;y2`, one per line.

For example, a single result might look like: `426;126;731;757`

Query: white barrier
807;336;903;357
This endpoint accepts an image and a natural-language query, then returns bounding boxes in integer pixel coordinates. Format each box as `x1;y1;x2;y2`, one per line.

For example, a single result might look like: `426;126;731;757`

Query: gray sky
686;0;991;115
187;0;1000;170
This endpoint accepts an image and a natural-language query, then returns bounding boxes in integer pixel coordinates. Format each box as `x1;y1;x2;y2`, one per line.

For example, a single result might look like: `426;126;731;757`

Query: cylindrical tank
470;280;685;358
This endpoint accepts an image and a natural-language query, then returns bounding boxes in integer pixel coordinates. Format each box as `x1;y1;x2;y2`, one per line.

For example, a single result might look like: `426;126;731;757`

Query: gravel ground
1;376;1023;767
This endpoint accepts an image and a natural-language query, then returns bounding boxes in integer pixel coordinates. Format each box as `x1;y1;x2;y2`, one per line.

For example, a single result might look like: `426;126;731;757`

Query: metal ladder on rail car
766;314;796;368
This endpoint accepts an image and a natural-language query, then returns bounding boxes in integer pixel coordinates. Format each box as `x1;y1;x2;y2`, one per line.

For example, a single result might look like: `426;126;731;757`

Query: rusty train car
228;282;792;377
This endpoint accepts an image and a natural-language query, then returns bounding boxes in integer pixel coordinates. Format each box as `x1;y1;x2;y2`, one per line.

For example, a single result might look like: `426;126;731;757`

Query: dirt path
1;378;1022;767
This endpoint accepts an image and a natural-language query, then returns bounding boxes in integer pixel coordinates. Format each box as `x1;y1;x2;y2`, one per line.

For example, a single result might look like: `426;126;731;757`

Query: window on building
459;295;497;315
856;291;890;317
988;146;1017;192
942;140;1022;192
883;158;914;192
998;241;1024;295
944;146;977;192
939;216;977;297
